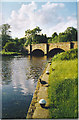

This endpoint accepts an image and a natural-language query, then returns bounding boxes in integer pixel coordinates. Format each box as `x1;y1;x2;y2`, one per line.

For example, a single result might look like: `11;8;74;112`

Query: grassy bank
48;49;78;119
0;49;22;56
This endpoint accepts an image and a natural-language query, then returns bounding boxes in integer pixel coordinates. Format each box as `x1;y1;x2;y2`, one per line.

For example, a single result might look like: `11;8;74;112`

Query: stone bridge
25;41;77;56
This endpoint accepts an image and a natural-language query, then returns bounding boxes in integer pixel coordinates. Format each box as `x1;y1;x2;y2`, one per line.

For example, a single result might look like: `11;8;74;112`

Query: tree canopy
0;24;77;55
48;27;77;43
0;24;12;48
25;26;47;46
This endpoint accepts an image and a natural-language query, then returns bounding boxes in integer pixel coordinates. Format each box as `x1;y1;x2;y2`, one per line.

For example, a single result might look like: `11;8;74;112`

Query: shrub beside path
27;63;50;119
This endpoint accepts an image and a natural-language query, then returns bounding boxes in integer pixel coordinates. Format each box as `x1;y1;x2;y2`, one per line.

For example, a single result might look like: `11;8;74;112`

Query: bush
3;42;17;52
52;48;78;61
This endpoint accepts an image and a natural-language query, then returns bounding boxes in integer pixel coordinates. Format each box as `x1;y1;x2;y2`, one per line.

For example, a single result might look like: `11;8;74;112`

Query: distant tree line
48;27;77;43
0;23;77;54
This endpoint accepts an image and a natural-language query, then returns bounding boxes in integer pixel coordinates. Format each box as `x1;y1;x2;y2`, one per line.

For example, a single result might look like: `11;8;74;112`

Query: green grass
0;49;21;56
48;49;78;119
52;48;78;61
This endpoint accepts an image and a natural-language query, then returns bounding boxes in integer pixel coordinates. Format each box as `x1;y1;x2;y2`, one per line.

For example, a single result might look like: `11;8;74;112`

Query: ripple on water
2;56;48;118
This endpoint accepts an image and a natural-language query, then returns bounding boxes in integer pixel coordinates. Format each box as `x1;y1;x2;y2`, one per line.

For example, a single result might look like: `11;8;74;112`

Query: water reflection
2;55;48;118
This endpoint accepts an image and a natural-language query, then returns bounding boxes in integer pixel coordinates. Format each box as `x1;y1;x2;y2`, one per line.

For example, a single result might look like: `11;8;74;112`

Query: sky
1;1;77;38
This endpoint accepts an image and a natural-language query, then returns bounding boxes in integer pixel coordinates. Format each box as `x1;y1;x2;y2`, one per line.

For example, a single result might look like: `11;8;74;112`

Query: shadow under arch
31;49;44;56
48;48;65;57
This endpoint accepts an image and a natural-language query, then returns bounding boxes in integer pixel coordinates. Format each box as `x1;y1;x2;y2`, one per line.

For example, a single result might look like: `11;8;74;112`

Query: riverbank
48;49;78;119
27;48;78;119
48;59;78;118
26;63;50;119
0;50;21;56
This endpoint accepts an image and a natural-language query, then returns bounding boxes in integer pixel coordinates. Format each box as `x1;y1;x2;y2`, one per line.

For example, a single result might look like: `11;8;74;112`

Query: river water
2;55;50;119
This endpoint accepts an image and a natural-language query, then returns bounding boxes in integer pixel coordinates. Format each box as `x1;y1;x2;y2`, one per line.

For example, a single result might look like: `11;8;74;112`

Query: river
2;55;50;119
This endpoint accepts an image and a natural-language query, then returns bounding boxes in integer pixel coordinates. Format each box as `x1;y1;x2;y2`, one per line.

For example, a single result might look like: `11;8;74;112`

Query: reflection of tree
11;57;36;95
28;56;47;83
2;56;47;95
2;58;12;85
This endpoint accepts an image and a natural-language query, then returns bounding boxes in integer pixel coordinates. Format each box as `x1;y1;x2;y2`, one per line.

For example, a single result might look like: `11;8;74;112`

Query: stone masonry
26;41;78;55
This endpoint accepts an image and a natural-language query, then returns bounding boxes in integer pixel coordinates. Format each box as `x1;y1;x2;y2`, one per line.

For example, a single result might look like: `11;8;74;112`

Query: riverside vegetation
0;23;78;119
0;24;77;55
0;24;78;118
48;48;78;118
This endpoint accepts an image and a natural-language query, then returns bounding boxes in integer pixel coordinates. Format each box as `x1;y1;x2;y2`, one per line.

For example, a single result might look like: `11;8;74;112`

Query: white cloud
7;2;77;38
43;16;77;36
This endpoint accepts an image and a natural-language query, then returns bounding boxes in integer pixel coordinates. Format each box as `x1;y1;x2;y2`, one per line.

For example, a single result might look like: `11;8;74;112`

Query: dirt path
27;63;50;119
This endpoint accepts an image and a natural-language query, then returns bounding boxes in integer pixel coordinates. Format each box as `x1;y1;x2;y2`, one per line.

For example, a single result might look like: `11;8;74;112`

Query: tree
0;24;12;48
52;32;58;39
0;24;11;35
14;37;26;52
3;42;17;52
48;32;58;43
64;27;77;41
25;26;47;46
58;33;68;42
25;26;41;40
48;27;77;43
3;37;27;53
58;27;77;42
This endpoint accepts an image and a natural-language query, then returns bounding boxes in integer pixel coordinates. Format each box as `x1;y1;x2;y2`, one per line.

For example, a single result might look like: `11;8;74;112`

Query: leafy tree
52;35;59;43
25;26;47;46
3;37;27;53
58;27;77;42
0;24;12;48
57;33;67;42
48;32;58;43
14;37;26;52
52;32;58;39
64;27;77;41
0;35;2;51
32;34;47;44
3;42;16;52
48;27;77;44
48;38;52;43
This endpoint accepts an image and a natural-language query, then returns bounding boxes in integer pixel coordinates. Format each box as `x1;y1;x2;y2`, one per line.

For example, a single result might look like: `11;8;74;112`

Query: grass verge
48;49;78;119
0;50;21;56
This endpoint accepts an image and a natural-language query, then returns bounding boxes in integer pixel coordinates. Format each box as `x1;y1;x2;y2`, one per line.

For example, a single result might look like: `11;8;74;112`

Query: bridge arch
48;48;65;57
31;49;44;56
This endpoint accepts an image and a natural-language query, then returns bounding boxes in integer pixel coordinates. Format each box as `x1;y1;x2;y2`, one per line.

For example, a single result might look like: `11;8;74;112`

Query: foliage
1;36;28;55
0;24;12;48
65;27;77;41
52;32;58;38
52;48;78;61
3;42;17;52
14;37;26;52
0;24;11;35
0;35;2;51
0;49;21;56
48;27;77;43
25;26;47;46
48;32;58;43
0;24;77;54
32;34;47;44
48;59;78;118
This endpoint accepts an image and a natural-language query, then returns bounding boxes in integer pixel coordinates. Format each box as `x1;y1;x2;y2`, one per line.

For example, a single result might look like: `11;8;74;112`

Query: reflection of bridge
25;41;77;56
